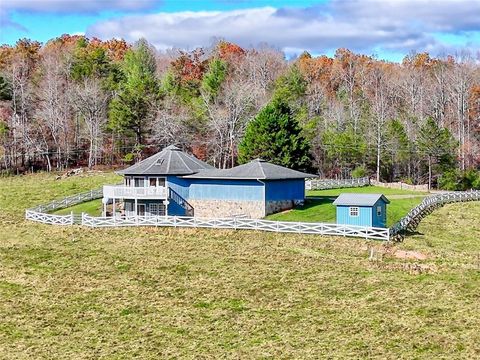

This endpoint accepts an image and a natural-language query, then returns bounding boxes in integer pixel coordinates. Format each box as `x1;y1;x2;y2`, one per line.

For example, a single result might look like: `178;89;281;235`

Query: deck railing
306;177;370;190
103;185;167;199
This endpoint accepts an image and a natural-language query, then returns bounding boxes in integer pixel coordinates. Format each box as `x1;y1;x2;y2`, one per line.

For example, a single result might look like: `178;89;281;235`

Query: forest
0;35;479;190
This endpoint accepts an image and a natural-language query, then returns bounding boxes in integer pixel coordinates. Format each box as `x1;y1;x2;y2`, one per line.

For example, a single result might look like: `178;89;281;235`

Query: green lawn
268;186;426;226
52;199;103;216
1;174;479;358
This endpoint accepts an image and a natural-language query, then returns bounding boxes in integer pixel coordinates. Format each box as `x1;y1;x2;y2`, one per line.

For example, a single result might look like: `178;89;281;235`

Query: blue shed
333;193;390;228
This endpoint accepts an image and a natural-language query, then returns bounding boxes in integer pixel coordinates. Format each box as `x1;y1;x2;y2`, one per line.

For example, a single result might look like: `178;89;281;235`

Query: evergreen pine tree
238;100;312;172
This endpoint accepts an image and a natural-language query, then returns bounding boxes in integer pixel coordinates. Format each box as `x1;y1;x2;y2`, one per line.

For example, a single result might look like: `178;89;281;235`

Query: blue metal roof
183;159;316;180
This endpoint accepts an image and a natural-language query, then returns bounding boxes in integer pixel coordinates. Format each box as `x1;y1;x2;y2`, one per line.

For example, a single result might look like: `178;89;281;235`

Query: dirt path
386;194;427;199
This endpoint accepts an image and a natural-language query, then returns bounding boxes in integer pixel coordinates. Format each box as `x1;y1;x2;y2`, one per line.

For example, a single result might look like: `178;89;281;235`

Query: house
332;193;390;228
102;145;315;219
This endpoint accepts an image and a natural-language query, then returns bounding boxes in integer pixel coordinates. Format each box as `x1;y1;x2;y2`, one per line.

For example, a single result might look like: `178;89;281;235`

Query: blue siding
371;200;387;228
168;200;186;216
188;179;264;201
336;199;388;228
336;206;372;226
167;176;190;199
265;179;305;201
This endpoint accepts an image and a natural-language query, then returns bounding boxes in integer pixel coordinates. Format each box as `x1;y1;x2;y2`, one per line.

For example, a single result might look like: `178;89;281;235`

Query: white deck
103;185;168;199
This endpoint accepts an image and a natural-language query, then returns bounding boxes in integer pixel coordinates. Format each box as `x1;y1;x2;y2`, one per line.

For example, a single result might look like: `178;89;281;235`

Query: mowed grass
53;199;103;216
268;186;426;226
0;174;479;358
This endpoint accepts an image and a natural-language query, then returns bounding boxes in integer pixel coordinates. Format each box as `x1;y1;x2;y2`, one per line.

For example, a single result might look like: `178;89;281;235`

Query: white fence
25;209;74;225
81;214;390;241
25;188;103;225
306;177;370;190
390;190;480;241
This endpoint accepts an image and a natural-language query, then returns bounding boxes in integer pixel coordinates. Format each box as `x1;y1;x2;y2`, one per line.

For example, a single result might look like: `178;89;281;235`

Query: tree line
0;35;479;189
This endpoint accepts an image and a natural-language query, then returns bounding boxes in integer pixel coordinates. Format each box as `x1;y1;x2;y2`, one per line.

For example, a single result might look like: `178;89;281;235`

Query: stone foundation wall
265;200;295;215
189;199;265;219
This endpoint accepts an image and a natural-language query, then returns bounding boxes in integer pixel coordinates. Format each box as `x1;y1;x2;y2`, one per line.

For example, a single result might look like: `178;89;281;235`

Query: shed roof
333;193;390;206
118;145;214;176
183;158;316;180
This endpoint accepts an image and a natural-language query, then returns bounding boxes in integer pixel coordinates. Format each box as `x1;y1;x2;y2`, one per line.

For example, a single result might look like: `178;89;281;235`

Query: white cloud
3;0;160;14
86;0;480;57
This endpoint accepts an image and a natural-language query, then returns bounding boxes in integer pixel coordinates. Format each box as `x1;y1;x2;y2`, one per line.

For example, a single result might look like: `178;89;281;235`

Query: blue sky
1;0;479;62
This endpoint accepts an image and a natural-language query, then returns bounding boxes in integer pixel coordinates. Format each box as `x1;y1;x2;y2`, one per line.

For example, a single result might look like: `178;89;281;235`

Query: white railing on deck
103;185;167;199
81;214;390;241
306;177;370;190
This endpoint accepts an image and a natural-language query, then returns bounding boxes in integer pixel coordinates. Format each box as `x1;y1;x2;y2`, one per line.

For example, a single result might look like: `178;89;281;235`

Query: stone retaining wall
189;199;266;218
190;199;299;219
266;200;295;215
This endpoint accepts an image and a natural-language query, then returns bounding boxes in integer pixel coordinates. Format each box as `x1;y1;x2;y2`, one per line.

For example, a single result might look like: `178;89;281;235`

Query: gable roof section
118;145;214;176
333;193;390;206
183;159;316;180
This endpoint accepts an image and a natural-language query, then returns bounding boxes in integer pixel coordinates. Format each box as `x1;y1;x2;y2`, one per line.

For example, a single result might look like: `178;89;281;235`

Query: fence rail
389;190;480;241
25;188;103;225
81;214;390;240
25;209;74;225
306;177;370;190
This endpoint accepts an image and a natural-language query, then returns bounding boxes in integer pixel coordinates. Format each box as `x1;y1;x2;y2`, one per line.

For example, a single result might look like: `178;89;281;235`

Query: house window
134;177;145;187
149;203;166;216
349;207;359;217
148;177;166;187
125;201;133;215
377;206;382;216
125;177;131;186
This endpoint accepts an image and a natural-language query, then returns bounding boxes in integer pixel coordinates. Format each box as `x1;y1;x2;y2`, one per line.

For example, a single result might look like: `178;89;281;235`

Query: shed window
349;207;359;217
377;206;382;216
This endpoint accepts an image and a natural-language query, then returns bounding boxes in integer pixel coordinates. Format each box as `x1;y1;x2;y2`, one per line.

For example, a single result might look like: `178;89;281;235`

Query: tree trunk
376;136;381;182
428;155;432;191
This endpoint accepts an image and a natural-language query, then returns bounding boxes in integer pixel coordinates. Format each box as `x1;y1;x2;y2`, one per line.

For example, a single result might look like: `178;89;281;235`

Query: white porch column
112;198;116;217
163;200;169;216
103;202;107;217
134;198;138;217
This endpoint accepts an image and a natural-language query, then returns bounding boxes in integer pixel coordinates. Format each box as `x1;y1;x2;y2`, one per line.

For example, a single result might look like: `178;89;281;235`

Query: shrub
438;170;460;191
351;166;367;179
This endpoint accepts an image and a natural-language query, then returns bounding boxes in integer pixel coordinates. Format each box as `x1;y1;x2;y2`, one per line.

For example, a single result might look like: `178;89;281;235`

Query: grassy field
268;186;426;226
1;173;479;358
